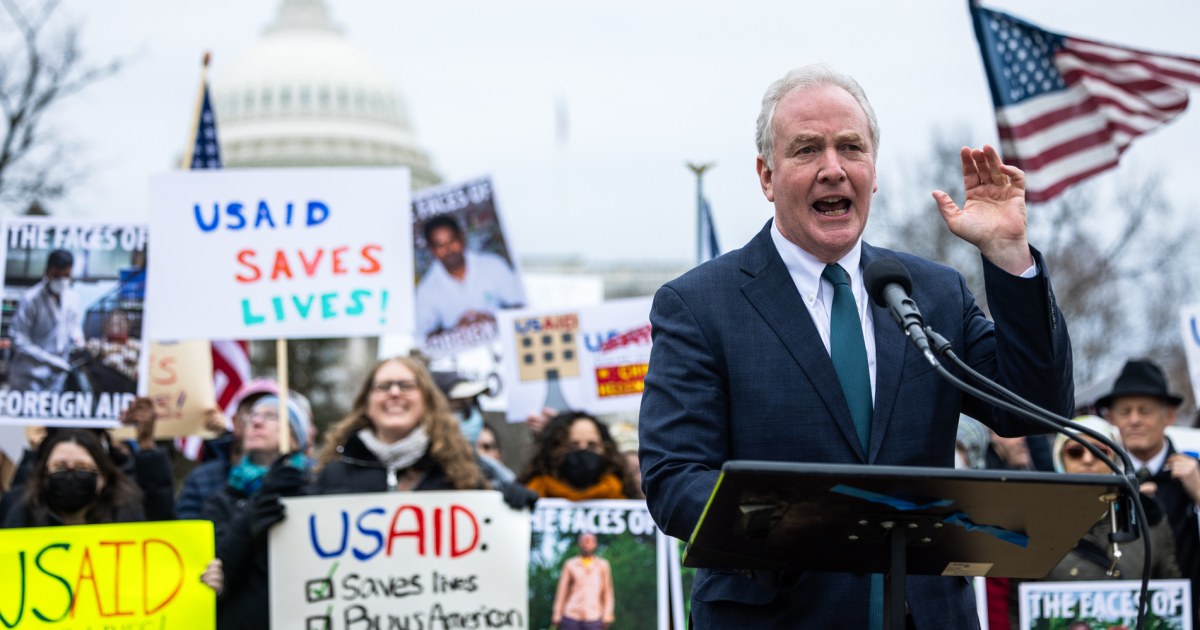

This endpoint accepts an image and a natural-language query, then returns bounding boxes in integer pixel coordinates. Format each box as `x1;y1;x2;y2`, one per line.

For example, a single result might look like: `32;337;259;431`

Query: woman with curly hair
314;356;489;494
520;411;639;500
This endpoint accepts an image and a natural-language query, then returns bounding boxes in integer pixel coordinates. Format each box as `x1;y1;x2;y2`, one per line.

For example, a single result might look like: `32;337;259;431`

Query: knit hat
1052;415;1122;473
252;394;312;451
230;378;281;415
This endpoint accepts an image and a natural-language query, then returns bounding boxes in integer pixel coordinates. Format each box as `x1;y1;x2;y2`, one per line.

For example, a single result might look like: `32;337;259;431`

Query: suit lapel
738;223;867;461
862;244;908;463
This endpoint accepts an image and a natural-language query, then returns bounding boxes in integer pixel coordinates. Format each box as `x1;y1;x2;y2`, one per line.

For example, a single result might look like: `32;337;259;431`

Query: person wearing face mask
8;249;85;393
2;428;142;527
519;412;639;500
433;370;517;484
2;428;225;593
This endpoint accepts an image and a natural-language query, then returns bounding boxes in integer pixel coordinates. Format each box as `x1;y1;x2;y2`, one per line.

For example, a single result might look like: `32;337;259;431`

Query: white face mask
47;277;71;295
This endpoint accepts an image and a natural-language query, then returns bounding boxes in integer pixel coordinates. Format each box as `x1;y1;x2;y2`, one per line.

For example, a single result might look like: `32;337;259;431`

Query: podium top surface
684;461;1124;578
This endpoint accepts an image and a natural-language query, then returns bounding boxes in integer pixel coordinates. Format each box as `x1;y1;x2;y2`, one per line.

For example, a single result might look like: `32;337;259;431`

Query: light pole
685;161;714;266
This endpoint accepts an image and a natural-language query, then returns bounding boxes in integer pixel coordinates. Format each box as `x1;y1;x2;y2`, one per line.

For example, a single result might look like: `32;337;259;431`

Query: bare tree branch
0;0;120;212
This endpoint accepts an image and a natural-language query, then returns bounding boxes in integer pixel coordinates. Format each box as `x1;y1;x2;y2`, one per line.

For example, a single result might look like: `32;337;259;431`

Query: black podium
683;461;1125;628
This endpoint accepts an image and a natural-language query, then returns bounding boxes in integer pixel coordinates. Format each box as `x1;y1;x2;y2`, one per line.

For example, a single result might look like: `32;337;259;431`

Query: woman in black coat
2;428;144;527
314;356;490;494
202;392;313;630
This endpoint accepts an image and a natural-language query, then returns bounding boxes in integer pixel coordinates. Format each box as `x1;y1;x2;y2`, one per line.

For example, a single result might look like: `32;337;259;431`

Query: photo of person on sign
414;213;525;346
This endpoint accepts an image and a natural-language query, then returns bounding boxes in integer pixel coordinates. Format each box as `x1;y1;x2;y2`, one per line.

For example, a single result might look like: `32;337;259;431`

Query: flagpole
685;162;714;266
181;52;212;169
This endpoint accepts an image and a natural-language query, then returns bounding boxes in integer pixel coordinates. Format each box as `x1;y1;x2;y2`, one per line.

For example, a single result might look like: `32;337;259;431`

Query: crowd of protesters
2;351;1198;629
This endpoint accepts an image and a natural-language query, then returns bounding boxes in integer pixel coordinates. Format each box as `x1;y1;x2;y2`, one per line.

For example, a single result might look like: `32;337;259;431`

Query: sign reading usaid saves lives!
0;218;148;426
147;168;413;342
269;491;529;630
0;521;215;629
497;297;652;421
1018;579;1192;629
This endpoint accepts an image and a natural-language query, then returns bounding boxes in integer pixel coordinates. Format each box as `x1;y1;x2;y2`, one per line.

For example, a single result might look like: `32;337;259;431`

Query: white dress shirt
770;224;877;403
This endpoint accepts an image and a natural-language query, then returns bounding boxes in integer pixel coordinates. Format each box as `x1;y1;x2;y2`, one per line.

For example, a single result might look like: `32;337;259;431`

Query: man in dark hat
1099;358;1198;616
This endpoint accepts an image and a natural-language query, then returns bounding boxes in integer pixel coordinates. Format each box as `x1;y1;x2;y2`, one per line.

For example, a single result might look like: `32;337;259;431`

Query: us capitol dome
210;0;441;189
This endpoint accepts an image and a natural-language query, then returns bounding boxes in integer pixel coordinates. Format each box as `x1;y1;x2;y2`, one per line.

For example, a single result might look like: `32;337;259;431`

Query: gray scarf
356;427;430;473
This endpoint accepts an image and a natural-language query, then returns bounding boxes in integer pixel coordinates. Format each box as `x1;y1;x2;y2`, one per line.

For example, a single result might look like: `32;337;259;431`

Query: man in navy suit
638;64;1073;628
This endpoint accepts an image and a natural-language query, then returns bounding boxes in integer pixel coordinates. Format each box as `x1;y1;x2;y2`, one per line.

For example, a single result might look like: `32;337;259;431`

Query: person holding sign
312;356;535;509
520;412;638;501
203;393;312;630
7;249;85;392
552;532;616;630
1;399;176;523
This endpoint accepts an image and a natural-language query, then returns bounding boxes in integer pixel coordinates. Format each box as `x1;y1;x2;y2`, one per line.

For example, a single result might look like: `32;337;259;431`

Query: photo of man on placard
7;248;84;392
412;177;525;356
1;220;148;422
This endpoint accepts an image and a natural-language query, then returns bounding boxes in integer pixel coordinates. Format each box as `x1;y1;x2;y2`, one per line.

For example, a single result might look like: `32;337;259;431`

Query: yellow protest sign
0;520;215;629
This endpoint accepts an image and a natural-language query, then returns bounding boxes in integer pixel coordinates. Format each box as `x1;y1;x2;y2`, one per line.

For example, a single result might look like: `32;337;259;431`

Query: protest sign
0;218;148;426
147;168;413;341
498;297;653;421
413;176;526;357
0;520;216;628
1181;303;1200;405
142;340;217;439
270;490;529;630
530;498;666;630
1018;579;1192;629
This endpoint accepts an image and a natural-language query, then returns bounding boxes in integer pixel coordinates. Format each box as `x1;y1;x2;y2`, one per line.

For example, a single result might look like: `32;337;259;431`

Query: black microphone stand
920;327;1152;630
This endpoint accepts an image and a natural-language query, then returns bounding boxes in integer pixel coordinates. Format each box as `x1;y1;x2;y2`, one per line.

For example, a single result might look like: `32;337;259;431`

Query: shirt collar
769;222;863;305
1130;440;1170;475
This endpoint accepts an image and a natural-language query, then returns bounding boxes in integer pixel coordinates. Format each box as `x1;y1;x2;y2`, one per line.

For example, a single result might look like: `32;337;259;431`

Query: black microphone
864;258;935;364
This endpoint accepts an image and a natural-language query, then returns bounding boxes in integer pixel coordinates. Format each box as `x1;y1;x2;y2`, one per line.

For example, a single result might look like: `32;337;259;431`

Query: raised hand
932;144;1034;275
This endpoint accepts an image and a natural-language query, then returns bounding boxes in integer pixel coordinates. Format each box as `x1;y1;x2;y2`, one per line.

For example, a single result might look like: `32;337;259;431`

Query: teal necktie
822;263;873;452
822;263;882;630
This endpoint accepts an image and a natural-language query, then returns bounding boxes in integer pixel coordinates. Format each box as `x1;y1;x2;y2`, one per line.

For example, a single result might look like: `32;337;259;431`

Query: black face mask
45;470;99;515
559;450;607;489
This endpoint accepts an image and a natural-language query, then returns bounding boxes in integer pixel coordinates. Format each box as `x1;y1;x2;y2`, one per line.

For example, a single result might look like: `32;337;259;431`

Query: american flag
187;77;222;169
178;63;250;458
969;4;1200;202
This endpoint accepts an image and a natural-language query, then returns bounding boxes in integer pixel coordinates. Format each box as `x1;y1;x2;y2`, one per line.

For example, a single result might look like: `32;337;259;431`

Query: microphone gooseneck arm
863;259;1150;629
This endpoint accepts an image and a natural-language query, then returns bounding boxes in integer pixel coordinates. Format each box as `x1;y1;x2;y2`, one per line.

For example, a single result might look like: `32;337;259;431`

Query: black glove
249;492;286;539
260;454;308;497
500;482;538;510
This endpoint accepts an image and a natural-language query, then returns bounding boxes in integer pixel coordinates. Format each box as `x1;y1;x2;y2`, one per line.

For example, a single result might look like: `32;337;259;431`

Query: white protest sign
1018;579;1192;629
0;218;149;426
270;491;529;630
498;297;652;421
1181;303;1200;404
147;168;413;341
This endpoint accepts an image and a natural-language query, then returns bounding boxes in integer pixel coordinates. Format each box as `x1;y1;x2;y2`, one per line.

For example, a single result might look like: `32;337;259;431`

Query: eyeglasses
1062;443;1113;461
48;463;100;475
371;379;418;394
242;409;281;425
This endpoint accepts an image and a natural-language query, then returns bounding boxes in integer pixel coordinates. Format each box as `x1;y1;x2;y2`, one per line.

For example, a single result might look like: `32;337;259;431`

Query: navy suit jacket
639;220;1073;628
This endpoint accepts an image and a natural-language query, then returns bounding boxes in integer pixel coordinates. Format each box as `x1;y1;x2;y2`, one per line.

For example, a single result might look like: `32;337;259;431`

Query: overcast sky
39;0;1200;268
